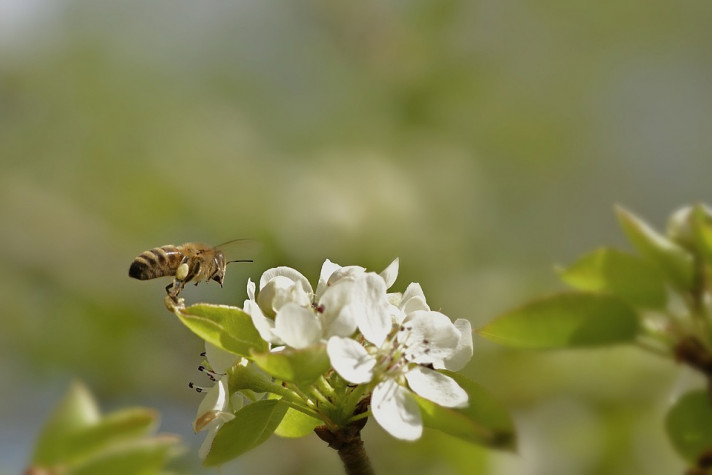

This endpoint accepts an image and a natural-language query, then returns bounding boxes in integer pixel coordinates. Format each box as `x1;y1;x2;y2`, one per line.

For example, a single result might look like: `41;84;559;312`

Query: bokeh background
2;1;712;473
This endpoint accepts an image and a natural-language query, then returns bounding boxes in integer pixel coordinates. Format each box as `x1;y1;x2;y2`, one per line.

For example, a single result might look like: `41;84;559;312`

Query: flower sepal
226;360;281;395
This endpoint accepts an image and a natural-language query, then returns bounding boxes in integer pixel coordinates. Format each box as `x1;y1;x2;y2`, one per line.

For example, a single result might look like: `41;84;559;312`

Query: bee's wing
215;239;262;262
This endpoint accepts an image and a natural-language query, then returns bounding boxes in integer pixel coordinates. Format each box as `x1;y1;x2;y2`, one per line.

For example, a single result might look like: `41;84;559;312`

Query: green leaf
417;372;516;451
204;399;288;466
616;205;694;290
69;435;182;475
62;408;159;463
558;248;667;308
479;292;640;349
251;344;330;385
273;407;321;438
32;381;101;465
665;389;712;463
173;304;268;357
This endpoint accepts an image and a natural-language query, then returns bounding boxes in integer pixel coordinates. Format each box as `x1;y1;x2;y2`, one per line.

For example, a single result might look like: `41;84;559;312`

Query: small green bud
667;204;712;251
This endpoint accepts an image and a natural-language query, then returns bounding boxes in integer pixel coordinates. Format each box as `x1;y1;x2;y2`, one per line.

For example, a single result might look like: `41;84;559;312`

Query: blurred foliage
480;204;712;471
27;380;182;475
2;0;712;473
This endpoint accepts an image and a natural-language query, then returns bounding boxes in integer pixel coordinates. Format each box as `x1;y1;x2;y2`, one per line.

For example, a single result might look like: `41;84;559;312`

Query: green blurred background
2;0;711;473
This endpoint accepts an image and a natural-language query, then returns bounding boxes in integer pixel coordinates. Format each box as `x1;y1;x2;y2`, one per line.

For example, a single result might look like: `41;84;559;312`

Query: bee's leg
167;279;185;299
190;261;202;286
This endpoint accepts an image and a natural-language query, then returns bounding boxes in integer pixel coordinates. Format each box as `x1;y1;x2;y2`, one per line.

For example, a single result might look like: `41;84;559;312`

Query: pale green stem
348;410;371;423
279;399;323;420
310;386;338;411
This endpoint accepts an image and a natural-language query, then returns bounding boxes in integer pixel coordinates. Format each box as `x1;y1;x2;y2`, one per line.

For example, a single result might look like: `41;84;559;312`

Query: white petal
327;265;366;285
326;336;376;384
405;366;468;408
371;379;422;441
318;280;358;338
387;291;403;306
244;299;282;345
379;258;399;289
246;278;256;300
205;341;240;374
401;283;430;313
274;303;322;349
438;319;474;372
194;376;230;432
197;411;235;459
284;279;313;308
355;273;392;347
399;311;459;366
259;266;312;293
389;303;407;325
315;259;342;300
257;275;311;316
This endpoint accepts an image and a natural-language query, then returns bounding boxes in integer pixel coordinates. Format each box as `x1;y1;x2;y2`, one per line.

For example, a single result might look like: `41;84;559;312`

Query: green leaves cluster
27;381;181;475
170;303;515;466
478;204;712;467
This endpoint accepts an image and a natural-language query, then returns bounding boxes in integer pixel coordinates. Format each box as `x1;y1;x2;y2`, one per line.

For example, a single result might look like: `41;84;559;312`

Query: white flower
389;283;474;371
244;259;398;349
441;318;474;372
327;309;472;441
193;376;234;459
192;342;245;459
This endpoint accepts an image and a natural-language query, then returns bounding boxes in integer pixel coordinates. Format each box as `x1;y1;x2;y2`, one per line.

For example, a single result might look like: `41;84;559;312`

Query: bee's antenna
227;259;253;265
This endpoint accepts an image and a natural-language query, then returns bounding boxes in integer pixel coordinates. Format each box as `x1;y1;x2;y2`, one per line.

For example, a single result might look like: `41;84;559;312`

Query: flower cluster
241;258;474;440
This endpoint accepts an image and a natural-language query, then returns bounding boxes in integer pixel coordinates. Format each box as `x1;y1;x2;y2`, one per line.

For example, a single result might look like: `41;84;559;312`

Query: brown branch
315;399;373;475
674;336;712;383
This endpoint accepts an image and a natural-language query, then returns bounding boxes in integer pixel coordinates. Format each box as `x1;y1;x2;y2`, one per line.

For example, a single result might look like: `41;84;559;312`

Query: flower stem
314;426;374;475
336;433;373;475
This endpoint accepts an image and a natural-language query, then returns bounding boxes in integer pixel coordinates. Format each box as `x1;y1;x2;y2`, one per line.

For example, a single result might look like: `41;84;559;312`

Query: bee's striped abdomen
129;245;183;280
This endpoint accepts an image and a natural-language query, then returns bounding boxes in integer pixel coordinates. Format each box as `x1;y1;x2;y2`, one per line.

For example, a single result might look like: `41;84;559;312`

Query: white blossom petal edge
404;366;468;408
438;318;474;372
193;376;235;459
371;379;422;441
274;303;322;349
327;336;376;384
354;273;392;347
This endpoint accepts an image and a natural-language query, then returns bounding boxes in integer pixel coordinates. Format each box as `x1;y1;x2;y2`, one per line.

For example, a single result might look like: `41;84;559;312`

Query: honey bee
129;240;254;299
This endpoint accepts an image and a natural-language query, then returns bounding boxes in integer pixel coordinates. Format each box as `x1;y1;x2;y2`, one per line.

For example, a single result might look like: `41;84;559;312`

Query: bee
129;240;254;299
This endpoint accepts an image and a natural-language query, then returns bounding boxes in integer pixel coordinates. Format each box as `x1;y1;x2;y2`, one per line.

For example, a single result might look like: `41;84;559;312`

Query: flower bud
667;204;712;250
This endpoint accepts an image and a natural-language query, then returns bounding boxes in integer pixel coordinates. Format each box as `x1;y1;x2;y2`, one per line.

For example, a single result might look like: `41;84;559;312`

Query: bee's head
213;257;254;287
211;252;227;286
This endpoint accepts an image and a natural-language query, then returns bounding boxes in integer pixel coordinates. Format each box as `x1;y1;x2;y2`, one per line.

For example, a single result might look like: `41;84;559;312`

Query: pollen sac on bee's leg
175;262;190;281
